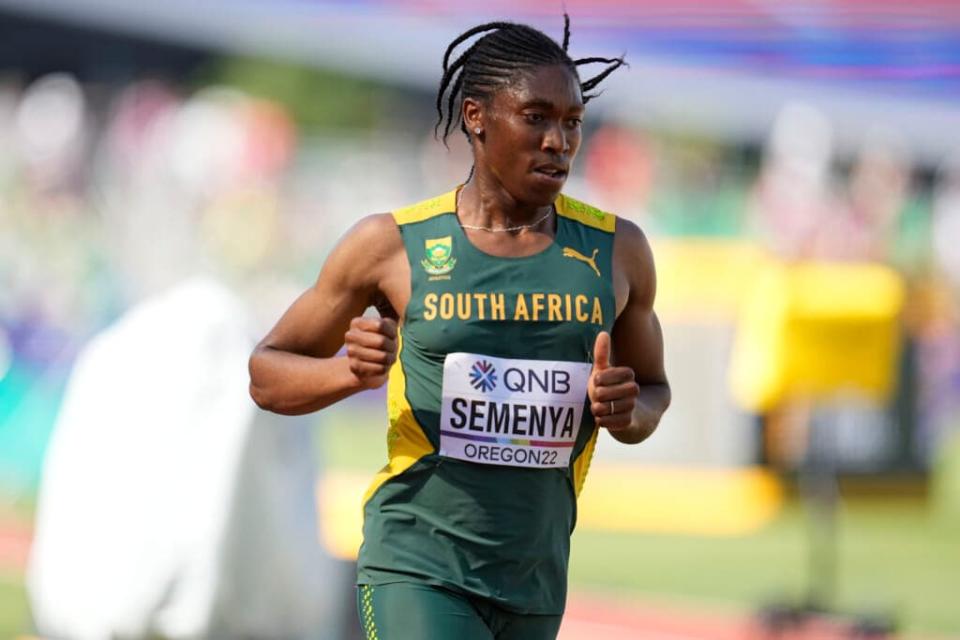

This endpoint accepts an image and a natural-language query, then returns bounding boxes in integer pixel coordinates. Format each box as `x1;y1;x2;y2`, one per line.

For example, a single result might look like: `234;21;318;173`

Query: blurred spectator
15;73;88;193
584;123;654;224
932;150;960;292
913;151;960;463
821;130;910;262
747;102;838;260
751;106;914;266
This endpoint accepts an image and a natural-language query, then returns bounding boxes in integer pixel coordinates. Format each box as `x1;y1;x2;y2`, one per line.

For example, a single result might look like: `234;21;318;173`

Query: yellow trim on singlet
393;189;615;233
361;332;435;507
572;428;599;497
392;190;458;226
555;193;617;233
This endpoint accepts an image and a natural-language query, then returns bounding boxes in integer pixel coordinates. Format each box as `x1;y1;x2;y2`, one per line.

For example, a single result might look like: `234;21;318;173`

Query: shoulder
614;216;653;260
340;212;403;256
555;193;616;233
613;216;656;305
339;187;459;261
392;189;459;226
322;213;404;293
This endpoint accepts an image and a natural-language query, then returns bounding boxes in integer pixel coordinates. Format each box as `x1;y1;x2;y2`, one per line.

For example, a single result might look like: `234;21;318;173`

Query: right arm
248;213;407;415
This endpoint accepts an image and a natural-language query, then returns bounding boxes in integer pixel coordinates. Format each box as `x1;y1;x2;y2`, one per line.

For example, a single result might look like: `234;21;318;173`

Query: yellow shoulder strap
392;189;458;226
554;193;616;233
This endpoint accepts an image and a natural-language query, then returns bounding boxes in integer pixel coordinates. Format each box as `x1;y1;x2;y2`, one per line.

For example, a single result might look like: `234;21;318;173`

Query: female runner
249;15;670;640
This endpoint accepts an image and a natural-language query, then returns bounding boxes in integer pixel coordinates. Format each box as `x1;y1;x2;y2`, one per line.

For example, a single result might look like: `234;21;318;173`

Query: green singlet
357;188;616;629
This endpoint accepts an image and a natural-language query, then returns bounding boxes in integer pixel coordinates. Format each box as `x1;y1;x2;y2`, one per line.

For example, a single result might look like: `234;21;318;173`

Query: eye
566;117;583;129
523;112;544;124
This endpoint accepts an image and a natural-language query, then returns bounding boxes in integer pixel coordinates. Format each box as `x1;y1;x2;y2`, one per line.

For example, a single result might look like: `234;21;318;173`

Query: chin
521;180;566;206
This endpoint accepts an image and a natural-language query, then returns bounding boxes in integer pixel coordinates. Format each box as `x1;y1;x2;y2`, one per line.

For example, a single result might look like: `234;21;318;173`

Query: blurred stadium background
1;1;959;638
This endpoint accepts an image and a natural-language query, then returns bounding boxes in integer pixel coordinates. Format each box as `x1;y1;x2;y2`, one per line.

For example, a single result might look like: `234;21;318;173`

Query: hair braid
445;68;467;139
442;22;514;71
436;42;480;139
434;13;626;144
576;55;628;103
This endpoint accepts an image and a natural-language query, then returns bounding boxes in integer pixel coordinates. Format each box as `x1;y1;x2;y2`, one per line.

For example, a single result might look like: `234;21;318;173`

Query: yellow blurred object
317;465;784;560
653;239;769;322
729;260;905;412
576;465;783;536
318;471;367;560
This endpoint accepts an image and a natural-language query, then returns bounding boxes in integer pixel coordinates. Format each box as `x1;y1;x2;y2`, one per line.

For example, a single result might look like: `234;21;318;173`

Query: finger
592;367;635;387
348;359;391;377
344;329;397;354
596;413;633;431
592;331;611;371
590;381;640;403
364;374;389;390
378;317;398;339
345;343;396;365
350;316;398;339
591;400;635;418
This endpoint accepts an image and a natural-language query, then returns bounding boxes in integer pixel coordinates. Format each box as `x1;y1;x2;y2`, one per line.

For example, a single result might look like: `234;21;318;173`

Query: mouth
532;165;568;182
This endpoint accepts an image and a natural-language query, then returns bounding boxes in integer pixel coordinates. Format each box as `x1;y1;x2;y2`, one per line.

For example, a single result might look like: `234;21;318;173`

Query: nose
541;121;569;154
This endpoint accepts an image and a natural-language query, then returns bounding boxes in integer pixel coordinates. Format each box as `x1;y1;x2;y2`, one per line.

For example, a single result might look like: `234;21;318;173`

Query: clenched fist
344;316;398;389
587;331;639;432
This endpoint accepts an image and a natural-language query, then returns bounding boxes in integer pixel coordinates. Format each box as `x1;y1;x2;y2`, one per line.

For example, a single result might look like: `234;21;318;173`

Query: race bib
438;352;592;469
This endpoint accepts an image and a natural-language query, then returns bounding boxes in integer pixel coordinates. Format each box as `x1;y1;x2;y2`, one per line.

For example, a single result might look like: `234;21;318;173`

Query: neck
458;171;553;232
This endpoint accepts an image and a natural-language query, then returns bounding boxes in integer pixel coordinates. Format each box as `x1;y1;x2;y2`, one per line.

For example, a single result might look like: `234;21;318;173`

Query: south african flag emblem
421;236;457;276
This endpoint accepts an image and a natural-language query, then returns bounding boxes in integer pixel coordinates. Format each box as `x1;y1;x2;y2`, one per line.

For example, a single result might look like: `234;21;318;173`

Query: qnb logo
469;360;497;393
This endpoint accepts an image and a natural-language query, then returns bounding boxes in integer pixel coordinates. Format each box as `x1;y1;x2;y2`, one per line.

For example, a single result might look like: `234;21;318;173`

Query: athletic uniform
357;188;616;639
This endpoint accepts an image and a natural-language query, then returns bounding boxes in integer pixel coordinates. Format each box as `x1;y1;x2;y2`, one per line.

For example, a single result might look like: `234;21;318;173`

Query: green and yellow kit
357;188;617;617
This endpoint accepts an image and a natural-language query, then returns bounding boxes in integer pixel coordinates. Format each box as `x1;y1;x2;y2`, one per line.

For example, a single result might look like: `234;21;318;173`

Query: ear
462;97;484;136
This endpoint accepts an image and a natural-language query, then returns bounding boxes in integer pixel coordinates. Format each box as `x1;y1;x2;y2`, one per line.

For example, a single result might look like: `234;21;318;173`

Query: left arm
587;219;671;444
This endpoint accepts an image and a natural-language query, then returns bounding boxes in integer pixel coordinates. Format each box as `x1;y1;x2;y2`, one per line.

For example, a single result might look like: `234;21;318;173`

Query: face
466;64;584;206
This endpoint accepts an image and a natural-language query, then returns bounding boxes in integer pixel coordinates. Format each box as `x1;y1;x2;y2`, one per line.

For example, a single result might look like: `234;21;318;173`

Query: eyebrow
520;99;584;112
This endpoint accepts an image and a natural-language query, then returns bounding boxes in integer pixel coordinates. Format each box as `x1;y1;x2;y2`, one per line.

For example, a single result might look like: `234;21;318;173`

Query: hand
344;316;398;389
588;331;639;432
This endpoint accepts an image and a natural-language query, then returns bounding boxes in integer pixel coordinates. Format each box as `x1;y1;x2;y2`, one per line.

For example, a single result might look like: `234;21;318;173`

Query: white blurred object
751;102;837;260
767;102;833;188
933;151;960;289
28;277;336;640
167;88;248;196
15;73;86;167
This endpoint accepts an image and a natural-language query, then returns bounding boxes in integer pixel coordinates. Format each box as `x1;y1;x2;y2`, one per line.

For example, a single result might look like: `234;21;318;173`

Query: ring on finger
610;400;615;416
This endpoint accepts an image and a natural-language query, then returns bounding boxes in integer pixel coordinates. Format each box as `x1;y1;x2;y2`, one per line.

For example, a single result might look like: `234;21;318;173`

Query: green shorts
356;583;563;640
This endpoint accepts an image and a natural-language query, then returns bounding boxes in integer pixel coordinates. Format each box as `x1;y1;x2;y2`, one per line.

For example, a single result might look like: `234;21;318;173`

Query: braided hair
435;14;626;144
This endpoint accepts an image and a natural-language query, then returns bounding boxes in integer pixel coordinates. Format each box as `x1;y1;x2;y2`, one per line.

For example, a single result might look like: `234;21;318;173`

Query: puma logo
562;247;601;277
